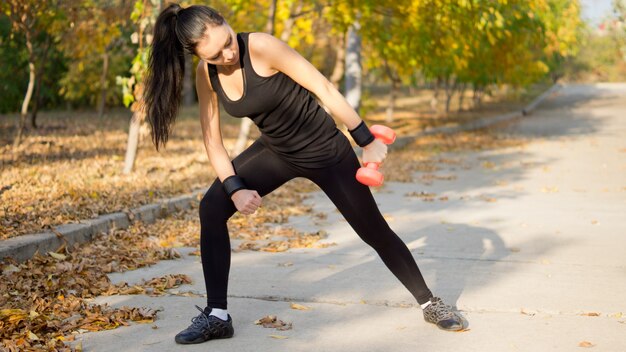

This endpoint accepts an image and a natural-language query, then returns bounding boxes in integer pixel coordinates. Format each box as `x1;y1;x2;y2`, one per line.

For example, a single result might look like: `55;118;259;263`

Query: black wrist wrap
349;121;375;147
222;175;247;198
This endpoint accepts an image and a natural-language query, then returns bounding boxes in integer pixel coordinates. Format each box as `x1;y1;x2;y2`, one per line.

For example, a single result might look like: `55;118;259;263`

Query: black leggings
199;140;433;309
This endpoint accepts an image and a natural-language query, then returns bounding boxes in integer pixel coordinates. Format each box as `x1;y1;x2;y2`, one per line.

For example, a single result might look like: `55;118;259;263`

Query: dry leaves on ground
578;341;595;348
0;177;339;351
254;315;293;331
290;303;311;311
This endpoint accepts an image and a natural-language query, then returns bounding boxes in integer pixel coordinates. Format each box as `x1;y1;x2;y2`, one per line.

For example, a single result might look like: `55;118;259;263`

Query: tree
359;1;416;120
2;0;62;149
613;0;626;62
117;0;160;174
59;0;133;118
540;0;583;82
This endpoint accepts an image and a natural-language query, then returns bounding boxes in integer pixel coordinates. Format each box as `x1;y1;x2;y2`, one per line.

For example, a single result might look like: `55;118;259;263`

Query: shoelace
428;299;456;320
188;305;211;330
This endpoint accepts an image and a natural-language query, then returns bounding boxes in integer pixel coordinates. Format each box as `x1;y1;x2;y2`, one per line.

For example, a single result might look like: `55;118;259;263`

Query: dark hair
143;3;225;150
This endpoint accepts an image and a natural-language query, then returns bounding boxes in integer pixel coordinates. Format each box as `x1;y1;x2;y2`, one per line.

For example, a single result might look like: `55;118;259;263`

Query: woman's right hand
231;189;262;215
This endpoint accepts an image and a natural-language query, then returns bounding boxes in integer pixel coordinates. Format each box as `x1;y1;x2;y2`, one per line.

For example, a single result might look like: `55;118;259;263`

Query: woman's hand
362;138;388;165
231;189;262;215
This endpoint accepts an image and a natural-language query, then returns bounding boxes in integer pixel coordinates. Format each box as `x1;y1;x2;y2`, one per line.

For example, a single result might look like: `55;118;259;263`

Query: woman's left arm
250;33;387;161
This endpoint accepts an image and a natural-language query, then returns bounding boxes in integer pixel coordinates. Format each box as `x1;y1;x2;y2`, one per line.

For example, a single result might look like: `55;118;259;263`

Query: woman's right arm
196;61;262;214
196;61;236;181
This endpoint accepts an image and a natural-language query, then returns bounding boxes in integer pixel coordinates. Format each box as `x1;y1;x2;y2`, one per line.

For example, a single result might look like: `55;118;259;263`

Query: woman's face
195;23;239;66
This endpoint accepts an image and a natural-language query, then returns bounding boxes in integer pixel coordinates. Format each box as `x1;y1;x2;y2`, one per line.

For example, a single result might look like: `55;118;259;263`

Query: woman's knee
354;221;395;249
199;180;234;224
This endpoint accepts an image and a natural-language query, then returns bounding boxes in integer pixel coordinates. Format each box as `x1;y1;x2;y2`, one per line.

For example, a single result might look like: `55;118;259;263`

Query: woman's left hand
362;138;388;165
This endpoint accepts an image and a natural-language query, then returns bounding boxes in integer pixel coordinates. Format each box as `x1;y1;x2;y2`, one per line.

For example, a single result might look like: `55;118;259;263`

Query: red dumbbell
356;125;396;187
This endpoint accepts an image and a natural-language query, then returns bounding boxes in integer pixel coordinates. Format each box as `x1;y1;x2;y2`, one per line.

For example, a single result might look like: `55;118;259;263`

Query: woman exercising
143;4;464;345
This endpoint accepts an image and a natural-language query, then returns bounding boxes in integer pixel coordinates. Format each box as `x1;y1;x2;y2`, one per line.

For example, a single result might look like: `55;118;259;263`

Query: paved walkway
79;84;626;351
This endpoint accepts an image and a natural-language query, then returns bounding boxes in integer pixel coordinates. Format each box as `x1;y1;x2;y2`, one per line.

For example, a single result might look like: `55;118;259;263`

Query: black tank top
207;32;352;168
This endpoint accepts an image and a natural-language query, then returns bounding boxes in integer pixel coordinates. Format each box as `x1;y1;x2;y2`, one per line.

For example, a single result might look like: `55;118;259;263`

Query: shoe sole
175;332;234;344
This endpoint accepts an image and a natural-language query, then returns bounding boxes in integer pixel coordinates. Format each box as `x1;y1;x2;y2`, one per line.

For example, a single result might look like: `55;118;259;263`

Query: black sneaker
422;296;464;331
175;306;234;344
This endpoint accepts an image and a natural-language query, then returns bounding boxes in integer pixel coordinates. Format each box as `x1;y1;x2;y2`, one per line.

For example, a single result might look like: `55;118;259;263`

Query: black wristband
222;175;247;198
349;121;375;147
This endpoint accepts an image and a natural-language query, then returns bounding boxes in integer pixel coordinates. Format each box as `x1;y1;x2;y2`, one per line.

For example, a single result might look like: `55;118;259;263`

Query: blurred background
2;0;625;120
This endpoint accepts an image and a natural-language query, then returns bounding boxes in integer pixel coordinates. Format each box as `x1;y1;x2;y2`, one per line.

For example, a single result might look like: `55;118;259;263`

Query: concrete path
79;84;626;352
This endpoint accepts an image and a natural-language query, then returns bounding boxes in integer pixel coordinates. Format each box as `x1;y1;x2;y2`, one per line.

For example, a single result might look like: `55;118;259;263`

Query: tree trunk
280;0;303;42
30;68;43;129
98;50;110;118
444;77;457;114
265;0;278;34
231;118;254;156
472;85;483;108
123;111;143;174
386;80;400;123
457;83;466;112
31;35;52;128
345;21;362;111
14;34;36;150
329;32;346;88
383;59;400;123
183;53;195;106
430;77;441;113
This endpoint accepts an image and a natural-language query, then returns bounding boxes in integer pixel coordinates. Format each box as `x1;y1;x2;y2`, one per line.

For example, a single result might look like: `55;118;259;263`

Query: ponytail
144;3;185;151
143;4;226;151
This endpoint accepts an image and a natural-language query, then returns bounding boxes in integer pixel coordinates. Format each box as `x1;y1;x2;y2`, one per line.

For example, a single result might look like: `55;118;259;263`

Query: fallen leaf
481;161;496;169
580;312;601;317
269;335;288;339
255;315;292;331
541;186;559;193
48;252;67;260
290;303;311;311
2;264;21;274
578;341;594;348
405;191;437;201
479;195;497;202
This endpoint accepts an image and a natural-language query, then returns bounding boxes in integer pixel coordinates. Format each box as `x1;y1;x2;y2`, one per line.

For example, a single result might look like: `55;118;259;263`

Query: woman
143;3;464;345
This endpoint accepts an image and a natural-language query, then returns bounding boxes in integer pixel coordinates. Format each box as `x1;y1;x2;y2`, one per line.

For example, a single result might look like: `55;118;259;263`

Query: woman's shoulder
246;32;282;54
244;33;285;75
